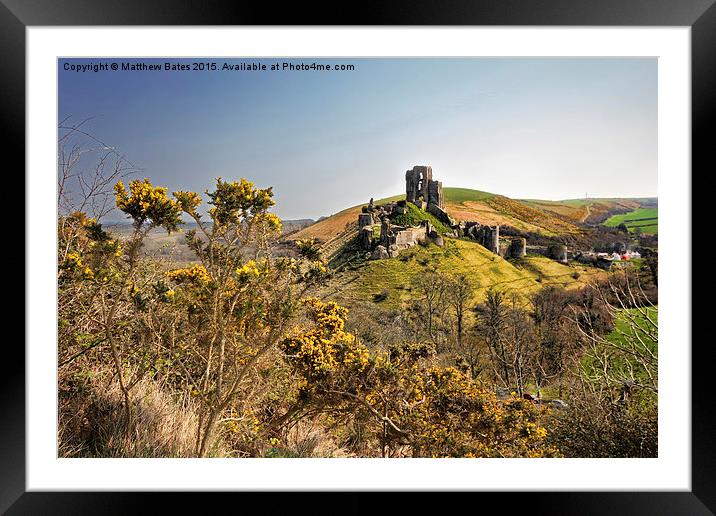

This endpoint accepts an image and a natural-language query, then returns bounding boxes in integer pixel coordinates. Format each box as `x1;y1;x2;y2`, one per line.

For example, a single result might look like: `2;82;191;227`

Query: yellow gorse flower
236;260;260;282
172;190;202;214
63;252;83;270
114;178;183;231
166;264;211;285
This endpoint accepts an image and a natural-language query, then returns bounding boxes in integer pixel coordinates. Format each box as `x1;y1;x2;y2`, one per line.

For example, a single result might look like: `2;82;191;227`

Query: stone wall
393;224;428;247
427;179;444;209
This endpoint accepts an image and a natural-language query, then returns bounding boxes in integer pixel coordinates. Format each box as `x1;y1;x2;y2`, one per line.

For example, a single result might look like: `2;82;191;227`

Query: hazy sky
59;58;657;220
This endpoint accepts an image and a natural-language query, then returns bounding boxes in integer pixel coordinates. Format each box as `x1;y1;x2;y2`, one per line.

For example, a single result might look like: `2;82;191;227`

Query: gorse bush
280;298;558;458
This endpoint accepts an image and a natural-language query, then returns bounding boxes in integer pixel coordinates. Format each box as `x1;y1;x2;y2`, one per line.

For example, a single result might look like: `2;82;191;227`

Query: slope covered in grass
325;238;605;311
443;187;495;203
446;195;585;236
581;306;658;385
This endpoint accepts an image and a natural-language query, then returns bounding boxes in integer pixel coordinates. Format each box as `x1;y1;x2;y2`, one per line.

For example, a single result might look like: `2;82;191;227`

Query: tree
58;118;138;222
573;273;658;397
551;273;658;457
530;287;574;397
503;294;536;396
446;274;472;347
474;289;511;386
407;270;451;349
108;179;184;432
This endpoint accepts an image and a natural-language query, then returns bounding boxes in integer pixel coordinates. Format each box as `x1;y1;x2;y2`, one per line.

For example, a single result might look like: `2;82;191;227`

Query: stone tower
405;165;444;209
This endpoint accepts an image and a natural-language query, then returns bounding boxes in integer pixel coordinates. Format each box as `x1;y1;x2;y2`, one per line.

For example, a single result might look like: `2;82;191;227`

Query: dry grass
59;367;226;458
287;206;363;242
264;419;355;458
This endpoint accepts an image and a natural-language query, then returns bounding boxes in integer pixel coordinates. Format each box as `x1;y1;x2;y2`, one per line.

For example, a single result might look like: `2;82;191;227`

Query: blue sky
59;58;657;220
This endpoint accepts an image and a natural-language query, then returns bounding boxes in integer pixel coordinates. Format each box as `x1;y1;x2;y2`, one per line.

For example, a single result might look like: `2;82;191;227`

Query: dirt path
580;203;592;223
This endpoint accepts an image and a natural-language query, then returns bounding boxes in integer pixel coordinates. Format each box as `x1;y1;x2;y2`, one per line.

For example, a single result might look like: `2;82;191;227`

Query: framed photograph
6;0;712;512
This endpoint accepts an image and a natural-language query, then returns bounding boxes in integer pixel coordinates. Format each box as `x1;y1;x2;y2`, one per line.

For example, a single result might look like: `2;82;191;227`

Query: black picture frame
5;1;711;513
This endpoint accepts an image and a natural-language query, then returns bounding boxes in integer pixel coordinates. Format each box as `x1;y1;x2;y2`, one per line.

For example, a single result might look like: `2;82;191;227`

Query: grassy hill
446;193;584;236
581;306;658;384
322;237;606;312
290;187;588;243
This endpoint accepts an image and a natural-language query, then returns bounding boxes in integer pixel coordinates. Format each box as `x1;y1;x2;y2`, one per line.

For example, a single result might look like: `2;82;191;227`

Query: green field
607;306;658;349
603;208;658;234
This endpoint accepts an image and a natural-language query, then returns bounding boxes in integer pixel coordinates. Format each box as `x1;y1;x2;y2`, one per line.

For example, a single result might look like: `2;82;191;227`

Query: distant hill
107;217;315;264
107;218;315;235
443;188;585;236
521;197;657;226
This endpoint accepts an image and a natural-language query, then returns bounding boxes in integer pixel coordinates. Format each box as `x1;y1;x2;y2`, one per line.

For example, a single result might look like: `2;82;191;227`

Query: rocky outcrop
359;226;373;250
371;245;389;260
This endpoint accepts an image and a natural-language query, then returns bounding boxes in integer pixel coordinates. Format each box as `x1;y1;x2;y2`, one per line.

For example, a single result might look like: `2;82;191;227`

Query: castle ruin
405;165;453;226
406;165;443;209
352;165;566;263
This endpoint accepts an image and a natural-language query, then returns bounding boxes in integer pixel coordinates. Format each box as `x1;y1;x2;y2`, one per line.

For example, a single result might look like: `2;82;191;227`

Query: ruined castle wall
482;226;499;254
427;202;453;226
380;218;391;247
359;226;373;250
406;168;419;204
548;243;568;263
418;166;432;201
508;238;527;258
427;179;444;209
394;225;427;247
358;213;373;229
406;165;435;207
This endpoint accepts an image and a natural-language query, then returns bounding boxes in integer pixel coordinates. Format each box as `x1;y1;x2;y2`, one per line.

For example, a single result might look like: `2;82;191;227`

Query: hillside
521;197;656;226
289;187;588;243
444;189;584;236
320;238;606;312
